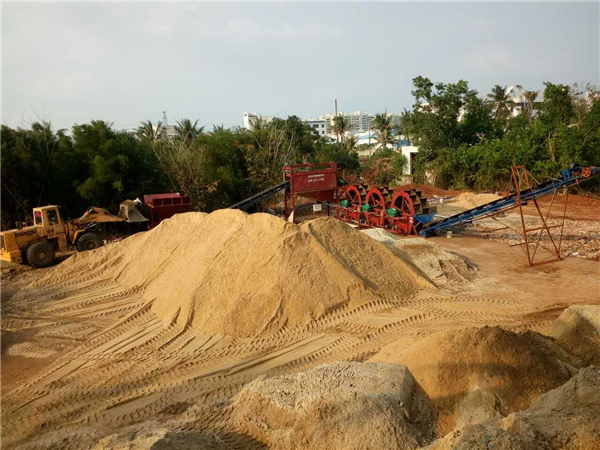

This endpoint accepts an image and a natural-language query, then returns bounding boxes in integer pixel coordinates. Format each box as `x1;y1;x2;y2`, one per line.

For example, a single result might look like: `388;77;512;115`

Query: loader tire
27;242;56;268
76;233;103;252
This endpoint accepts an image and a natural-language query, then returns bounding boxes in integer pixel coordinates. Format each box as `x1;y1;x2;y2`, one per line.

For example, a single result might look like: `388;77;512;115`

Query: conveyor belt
419;166;599;237
229;181;290;211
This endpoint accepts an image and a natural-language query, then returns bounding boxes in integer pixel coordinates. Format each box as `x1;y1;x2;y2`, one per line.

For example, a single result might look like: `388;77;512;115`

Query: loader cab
34;206;67;237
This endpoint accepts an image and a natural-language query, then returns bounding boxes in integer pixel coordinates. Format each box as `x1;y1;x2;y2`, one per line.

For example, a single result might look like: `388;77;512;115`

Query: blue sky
2;2;599;131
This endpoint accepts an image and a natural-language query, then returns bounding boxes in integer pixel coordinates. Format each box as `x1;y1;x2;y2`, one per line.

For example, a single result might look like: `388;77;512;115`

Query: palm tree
211;124;227;134
523;90;538;123
332;114;349;143
174;119;204;142
487;85;516;122
136;120;163;141
345;133;359;152
249;116;270;131
400;109;413;142
374;128;396;151
371;112;396;150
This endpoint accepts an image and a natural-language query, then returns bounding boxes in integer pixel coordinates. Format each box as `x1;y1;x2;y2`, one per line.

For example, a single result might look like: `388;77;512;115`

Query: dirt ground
2;228;599;449
434;192;600;261
2;193;599;449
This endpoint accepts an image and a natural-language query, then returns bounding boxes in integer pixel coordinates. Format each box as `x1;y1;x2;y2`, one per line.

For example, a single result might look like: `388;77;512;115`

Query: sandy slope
1;213;599;450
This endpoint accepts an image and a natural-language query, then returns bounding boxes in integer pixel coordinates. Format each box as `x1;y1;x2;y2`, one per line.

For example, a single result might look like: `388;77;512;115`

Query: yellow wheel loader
0;202;146;268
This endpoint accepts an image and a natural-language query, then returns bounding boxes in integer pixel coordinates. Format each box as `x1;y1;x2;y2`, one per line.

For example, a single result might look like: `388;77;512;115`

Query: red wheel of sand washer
388;190;416;235
364;188;388;228
337;185;363;224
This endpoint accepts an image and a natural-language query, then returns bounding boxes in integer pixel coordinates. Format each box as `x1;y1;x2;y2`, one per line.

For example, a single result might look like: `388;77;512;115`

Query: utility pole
162;111;169;126
368;122;371;157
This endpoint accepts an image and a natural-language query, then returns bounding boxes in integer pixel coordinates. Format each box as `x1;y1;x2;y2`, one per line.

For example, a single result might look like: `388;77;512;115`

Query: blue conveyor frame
419;166;600;237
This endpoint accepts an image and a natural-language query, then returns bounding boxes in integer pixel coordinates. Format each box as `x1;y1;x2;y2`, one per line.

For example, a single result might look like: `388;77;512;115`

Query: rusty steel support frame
483;166;570;267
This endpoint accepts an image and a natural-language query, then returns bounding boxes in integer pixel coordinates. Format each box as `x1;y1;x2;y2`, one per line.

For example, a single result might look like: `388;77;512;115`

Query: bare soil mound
370;326;578;434
499;365;600;450
427;366;600;450
228;361;438;450
549;305;600;366
92;427;240;450
361;229;477;285
425;423;544;450
33;211;431;337
450;192;501;209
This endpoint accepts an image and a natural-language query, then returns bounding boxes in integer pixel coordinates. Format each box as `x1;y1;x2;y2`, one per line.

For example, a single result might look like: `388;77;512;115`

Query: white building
305;111;403;135
151;124;177;141
243;112;274;131
505;85;545;117
305;119;328;136
400;144;419;175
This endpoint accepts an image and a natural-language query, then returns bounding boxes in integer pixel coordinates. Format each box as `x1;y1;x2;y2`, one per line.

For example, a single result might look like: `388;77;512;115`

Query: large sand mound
229;361;438;450
35;211;431;337
370;326;578;434
549;305;600;366
427;366;600;450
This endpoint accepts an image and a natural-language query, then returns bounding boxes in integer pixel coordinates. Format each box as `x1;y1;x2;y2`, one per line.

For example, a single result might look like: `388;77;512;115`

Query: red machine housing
143;193;192;229
283;163;340;219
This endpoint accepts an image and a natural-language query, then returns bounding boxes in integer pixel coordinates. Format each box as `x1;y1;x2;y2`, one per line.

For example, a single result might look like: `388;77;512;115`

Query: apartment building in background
305;119;328;136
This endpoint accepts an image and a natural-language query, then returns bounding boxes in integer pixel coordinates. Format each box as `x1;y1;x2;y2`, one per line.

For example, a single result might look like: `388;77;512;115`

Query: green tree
371;113;396;150
270;115;321;158
174;119;204;142
316;144;360;172
539;83;574;128
406;76;494;163
344;133;359;153
73;120;162;211
136;120;163;142
487;85;515;122
332;115;349;143
249;116;270;131
523;90;539;124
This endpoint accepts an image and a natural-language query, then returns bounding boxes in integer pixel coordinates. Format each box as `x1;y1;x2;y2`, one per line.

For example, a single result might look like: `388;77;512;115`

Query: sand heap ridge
370;326;579;434
34;210;431;337
450;192;501;209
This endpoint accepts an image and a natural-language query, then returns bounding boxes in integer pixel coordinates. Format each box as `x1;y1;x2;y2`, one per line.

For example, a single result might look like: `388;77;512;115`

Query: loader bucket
119;200;148;223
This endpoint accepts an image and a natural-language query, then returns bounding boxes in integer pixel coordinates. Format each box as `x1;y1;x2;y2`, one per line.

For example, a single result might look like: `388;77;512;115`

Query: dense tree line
0;116;360;229
1;121;165;229
403;79;600;190
2;78;598;229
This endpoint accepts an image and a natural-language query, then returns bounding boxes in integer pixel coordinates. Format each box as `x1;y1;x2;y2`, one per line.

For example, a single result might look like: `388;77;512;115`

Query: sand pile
35;210;431;337
427;366;600;450
370;326;578;434
450;192;501;209
361;229;477;285
549;305;600;366
92;427;234;450
228;362;438;450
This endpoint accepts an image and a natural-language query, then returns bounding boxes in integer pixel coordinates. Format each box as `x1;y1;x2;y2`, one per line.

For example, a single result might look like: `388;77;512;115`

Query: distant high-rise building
305;111;402;135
